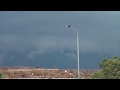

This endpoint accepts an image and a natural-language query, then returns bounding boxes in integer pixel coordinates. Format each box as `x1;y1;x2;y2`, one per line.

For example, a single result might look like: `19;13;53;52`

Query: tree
0;73;3;79
91;70;105;79
91;55;120;79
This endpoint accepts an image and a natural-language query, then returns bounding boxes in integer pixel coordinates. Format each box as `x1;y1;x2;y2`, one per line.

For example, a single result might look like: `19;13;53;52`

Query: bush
90;70;105;79
0;73;3;79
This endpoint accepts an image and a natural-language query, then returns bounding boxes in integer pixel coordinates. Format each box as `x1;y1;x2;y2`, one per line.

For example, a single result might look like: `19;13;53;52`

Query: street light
66;25;80;79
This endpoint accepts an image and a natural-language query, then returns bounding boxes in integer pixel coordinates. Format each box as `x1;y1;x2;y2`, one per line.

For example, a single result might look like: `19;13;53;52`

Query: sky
0;11;120;69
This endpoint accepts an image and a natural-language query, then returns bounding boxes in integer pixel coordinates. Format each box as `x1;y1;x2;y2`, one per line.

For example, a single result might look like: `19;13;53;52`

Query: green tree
91;55;120;79
91;70;105;79
0;73;3;79
100;55;120;79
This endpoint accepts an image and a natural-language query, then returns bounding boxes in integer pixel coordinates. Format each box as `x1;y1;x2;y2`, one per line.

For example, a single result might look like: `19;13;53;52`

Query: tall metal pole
66;25;80;79
77;30;80;79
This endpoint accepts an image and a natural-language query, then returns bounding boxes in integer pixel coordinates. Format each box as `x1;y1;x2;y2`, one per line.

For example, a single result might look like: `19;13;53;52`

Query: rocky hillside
0;66;99;79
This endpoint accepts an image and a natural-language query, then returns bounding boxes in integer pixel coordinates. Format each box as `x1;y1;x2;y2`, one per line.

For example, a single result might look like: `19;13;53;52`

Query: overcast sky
0;11;120;68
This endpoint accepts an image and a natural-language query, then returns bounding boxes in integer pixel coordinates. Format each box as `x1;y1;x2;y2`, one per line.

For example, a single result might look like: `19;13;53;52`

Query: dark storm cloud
0;11;120;59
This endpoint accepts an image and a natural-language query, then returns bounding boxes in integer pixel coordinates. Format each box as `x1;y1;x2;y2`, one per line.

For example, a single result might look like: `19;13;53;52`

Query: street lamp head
66;25;71;28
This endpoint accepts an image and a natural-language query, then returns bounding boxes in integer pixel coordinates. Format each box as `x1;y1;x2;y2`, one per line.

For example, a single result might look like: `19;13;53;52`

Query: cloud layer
0;11;120;59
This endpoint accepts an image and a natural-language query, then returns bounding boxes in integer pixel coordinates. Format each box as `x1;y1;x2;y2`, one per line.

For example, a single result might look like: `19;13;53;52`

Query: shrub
0;73;3;79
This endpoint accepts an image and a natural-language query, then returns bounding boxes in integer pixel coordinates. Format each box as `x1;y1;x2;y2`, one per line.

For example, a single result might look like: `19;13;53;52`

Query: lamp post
66;25;80;79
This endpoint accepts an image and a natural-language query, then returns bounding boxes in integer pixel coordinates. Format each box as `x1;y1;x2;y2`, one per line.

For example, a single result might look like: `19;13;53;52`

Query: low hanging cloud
0;32;119;60
0;11;120;60
27;49;46;60
65;52;77;59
